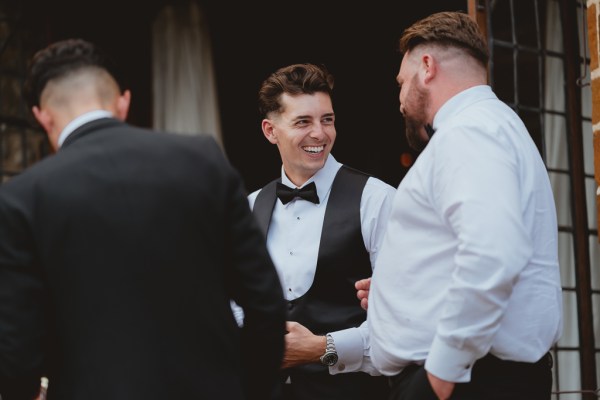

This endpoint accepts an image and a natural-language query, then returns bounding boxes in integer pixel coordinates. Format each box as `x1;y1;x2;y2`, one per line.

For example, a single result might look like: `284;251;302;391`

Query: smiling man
237;63;396;400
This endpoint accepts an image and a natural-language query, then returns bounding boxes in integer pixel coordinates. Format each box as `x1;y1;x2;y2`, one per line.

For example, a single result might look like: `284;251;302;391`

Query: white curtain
152;1;222;145
545;0;577;396
545;0;600;397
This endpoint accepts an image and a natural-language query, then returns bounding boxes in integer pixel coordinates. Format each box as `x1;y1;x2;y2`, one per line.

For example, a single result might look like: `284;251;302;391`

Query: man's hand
427;372;455;400
355;278;371;310
282;321;326;369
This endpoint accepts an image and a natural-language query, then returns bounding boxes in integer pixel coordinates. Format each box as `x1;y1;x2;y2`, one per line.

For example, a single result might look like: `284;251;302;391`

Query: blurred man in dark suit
0;38;286;400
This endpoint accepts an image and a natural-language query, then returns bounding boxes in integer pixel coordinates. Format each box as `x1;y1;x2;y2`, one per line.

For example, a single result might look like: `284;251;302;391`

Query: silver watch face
320;351;338;366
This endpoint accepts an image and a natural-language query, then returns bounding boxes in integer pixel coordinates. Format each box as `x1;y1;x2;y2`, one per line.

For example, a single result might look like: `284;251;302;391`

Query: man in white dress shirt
244;63;396;399
357;11;562;400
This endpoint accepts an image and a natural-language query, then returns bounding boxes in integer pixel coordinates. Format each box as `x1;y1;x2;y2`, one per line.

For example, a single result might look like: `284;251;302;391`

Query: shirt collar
58;110;114;148
432;85;496;132
280;154;341;204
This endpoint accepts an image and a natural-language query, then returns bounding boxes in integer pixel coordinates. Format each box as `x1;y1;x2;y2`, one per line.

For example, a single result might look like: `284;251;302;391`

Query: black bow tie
276;182;320;205
424;124;436;138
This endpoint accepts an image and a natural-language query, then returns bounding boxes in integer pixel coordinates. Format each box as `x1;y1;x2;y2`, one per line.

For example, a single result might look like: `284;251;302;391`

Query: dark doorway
8;0;467;190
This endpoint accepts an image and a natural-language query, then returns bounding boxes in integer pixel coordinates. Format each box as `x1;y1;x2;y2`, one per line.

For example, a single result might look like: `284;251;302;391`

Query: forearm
282;321;381;375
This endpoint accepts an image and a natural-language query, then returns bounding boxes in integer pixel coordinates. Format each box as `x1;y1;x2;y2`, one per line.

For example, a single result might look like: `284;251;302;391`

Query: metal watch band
320;333;338;366
325;333;336;352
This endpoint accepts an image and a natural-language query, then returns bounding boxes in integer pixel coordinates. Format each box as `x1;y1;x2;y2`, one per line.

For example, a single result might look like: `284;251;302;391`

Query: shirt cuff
425;335;478;382
328;327;380;375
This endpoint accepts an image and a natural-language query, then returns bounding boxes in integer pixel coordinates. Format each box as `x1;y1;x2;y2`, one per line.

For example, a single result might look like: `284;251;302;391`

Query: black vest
253;165;372;335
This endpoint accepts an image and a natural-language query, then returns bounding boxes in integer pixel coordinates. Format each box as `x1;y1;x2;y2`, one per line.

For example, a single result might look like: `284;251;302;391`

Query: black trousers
273;370;390;400
388;353;553;400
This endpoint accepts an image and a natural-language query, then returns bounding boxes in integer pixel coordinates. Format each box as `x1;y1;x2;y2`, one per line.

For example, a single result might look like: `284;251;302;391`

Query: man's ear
32;106;60;151
115;90;131;121
32;106;53;134
421;54;437;85
262;119;278;144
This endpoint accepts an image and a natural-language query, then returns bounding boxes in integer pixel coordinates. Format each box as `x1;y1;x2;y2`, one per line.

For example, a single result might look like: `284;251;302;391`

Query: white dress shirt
58;110;114;148
239;154;395;375
368;85;562;383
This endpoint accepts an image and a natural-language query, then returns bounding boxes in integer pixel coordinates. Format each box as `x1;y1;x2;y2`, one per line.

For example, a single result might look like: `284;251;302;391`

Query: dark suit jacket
0;118;286;400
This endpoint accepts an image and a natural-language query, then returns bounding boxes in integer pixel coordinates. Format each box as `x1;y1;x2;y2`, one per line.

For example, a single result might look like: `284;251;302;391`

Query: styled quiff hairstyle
258;63;334;118
399;11;489;68
24;38;117;108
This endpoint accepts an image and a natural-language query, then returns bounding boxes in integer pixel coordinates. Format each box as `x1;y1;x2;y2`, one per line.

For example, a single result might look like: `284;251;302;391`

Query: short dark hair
399;11;489;67
258;63;334;118
24;38;116;108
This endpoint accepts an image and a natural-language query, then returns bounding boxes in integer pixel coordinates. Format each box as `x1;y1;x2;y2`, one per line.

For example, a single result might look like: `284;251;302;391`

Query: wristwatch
319;334;338;366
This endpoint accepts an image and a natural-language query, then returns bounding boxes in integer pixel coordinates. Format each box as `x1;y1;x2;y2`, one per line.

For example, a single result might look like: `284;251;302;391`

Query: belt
479;352;553;369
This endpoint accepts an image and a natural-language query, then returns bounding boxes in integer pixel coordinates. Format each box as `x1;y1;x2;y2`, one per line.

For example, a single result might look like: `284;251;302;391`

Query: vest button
288;301;294;310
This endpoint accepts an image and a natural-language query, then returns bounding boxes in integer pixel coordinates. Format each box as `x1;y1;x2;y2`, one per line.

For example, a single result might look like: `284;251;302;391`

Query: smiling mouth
303;145;324;154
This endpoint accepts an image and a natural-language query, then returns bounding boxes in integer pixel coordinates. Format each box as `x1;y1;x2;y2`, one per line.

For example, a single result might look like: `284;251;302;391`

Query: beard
403;76;430;152
405;118;428;152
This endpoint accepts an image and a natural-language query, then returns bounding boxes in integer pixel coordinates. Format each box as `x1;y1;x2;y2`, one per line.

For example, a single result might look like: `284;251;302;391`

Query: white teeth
303;146;324;153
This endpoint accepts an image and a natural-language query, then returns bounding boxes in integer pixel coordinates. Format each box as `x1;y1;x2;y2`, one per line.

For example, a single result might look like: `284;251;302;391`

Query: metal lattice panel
0;2;50;184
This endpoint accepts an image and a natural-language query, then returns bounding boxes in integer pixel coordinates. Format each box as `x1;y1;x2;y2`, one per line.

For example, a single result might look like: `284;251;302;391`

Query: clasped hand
281;321;327;369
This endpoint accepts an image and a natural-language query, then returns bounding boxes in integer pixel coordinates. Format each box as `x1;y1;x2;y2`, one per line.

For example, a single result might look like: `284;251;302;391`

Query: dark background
14;0;467;191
